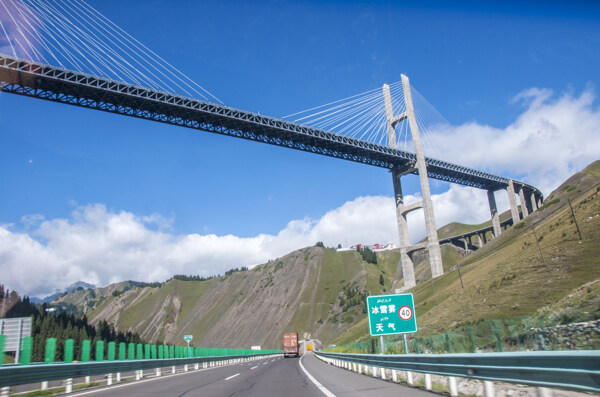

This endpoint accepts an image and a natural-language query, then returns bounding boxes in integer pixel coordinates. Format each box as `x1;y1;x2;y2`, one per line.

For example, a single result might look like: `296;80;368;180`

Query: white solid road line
299;354;336;397
225;373;240;380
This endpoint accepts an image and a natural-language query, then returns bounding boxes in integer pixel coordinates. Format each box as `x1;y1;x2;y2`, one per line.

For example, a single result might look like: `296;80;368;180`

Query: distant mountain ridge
31;281;96;303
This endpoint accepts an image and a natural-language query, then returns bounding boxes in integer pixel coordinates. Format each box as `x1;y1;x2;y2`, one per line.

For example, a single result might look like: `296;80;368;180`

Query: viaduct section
0;55;543;288
383;75;543;289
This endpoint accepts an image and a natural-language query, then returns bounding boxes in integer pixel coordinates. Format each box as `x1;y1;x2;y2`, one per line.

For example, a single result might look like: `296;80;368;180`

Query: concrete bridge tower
383;75;443;289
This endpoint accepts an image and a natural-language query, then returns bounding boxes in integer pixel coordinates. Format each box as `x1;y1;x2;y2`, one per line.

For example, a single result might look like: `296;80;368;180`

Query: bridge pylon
383;75;443;290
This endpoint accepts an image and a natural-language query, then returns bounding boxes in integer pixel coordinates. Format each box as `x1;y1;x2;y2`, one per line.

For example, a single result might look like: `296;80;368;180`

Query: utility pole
568;199;582;241
531;227;547;268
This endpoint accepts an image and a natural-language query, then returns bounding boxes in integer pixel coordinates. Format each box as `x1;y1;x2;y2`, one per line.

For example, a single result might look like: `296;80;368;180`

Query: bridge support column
392;169;417;288
403;74;443;279
518;186;529;218
531;192;538;212
507;180;521;224
384;75;444;288
488;190;501;238
477;234;483;247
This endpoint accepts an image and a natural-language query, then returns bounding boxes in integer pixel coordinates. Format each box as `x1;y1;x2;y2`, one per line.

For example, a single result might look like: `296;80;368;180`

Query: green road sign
366;293;417;336
184;335;193;342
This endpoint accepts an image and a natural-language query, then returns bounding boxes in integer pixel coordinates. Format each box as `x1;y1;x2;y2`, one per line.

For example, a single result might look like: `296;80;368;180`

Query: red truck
283;332;299;358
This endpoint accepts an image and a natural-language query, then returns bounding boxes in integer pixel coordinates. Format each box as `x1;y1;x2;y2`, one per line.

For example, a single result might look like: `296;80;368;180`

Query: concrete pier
384;75;444;287
518;186;529;218
507;180;521;224
487;190;501;237
401;74;443;279
392;168;417;288
530;192;538;211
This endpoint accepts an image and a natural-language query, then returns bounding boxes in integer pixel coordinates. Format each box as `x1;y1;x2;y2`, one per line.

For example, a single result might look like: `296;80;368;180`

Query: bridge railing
314;350;600;395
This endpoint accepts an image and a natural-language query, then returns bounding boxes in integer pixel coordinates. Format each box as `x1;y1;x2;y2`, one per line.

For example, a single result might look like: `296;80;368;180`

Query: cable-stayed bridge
0;0;543;288
0;53;532;193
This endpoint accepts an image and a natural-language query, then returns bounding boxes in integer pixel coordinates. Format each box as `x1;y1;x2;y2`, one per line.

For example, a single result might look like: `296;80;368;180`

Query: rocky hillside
55;247;396;349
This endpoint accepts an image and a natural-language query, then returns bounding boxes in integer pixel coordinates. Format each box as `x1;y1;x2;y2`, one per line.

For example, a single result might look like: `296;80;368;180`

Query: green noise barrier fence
1;335;281;367
0;336;282;388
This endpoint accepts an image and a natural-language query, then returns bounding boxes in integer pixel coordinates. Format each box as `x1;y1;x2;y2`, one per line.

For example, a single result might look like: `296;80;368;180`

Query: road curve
64;353;437;397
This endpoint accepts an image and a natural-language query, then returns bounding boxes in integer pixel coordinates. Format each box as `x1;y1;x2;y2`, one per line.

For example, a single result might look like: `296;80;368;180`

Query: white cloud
428;85;600;195
1;187;488;297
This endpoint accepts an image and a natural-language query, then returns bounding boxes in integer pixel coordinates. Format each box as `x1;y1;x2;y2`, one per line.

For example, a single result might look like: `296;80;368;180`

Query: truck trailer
283;332;299;358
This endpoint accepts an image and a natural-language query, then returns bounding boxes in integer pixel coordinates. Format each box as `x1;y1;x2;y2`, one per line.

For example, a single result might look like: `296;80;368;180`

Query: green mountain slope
56;247;396;349
334;160;600;345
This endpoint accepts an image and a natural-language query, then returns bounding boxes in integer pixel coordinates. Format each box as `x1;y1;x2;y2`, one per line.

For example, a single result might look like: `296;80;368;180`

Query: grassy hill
55;161;600;350
333;160;600;346
56;247;398;349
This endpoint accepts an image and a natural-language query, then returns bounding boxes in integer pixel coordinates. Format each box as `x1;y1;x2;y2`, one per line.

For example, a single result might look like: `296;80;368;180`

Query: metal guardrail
0;353;280;387
315;350;600;393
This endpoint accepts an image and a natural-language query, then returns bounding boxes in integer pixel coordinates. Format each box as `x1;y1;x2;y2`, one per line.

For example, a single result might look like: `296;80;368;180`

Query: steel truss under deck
0;55;542;198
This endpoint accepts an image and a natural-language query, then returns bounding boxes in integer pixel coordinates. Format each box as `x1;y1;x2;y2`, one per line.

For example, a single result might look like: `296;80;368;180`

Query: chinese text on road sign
366;293;417;336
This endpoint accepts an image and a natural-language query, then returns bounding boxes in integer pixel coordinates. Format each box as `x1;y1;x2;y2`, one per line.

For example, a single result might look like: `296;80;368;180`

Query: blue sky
1;0;599;295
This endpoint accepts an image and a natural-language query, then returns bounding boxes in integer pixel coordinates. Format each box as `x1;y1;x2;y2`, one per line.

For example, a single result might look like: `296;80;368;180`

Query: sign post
0;317;32;364
183;335;194;356
366;293;417;353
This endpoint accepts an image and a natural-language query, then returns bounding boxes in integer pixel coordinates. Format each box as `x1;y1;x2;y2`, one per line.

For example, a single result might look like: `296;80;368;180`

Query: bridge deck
0;55;541;197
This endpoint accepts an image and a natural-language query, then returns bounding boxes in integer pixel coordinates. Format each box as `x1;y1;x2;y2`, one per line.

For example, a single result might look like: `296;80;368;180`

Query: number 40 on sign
366;293;417;336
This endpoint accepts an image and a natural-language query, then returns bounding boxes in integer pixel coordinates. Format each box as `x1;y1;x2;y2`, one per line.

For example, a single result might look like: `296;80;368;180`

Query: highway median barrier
0;335;282;393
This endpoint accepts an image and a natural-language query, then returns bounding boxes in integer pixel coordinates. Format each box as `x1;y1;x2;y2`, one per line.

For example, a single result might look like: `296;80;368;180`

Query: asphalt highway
66;353;438;397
